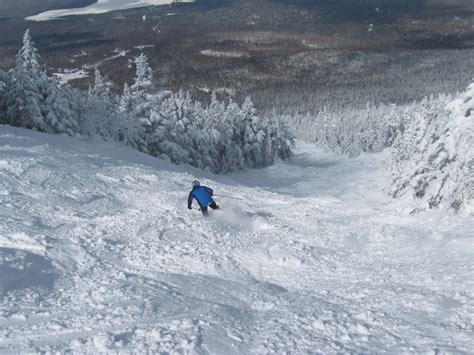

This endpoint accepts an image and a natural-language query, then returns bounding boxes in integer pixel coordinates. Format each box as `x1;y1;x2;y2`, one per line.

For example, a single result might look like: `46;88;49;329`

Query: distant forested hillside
0;0;472;114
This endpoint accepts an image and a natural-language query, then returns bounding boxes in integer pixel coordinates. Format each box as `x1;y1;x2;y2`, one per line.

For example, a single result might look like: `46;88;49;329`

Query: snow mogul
188;180;220;216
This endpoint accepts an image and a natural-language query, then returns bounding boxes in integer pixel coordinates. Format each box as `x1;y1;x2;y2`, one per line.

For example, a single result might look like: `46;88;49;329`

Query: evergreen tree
89;69;112;99
5;30;48;130
207;91;225;126
263;117;277;165
43;80;79;136
81;69;119;138
119;83;132;113
18;29;41;75
272;116;294;161
6;55;44;130
133;53;153;90
129;53;157;120
239;96;265;167
221;99;244;171
389;89;473;213
147;90;193;164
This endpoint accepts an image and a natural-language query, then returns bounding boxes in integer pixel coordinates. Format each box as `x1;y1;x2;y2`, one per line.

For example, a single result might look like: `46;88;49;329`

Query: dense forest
0;31;294;173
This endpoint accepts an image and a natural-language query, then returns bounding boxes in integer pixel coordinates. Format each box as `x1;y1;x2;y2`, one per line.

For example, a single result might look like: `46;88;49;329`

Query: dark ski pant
201;201;219;216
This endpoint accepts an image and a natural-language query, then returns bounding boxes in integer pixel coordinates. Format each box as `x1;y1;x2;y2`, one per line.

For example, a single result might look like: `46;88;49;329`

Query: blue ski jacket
188;186;214;208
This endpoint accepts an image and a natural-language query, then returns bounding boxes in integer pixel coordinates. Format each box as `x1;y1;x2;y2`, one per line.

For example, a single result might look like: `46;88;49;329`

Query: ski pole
213;194;243;200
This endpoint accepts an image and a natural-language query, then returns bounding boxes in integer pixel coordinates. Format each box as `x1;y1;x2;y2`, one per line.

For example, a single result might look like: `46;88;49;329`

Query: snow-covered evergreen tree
74;69;124;139
207;92;225;126
89;69;112;99
146;90;194;164
390;87;473;214
196;92;228;172
6;56;45;130
239;96;266;167
220;99;244;171
43;80;80;136
119;83;132;113
134;53;153;89
129;53;157;120
6;30;47;130
270;116;294;162
3;29;82;135
18;29;41;74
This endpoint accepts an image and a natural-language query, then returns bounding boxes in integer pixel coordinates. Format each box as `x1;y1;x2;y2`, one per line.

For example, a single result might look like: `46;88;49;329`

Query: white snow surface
0;125;473;353
26;0;194;21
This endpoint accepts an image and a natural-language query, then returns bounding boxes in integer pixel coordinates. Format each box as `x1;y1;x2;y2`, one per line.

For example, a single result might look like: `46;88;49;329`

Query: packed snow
1;125;473;353
26;0;195;22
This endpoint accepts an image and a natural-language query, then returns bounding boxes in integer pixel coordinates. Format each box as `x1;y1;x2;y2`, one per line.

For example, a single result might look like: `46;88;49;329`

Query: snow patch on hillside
134;44;155;50
201;50;249;58
0;125;473;353
105;49;129;62
26;0;195;21
53;69;88;85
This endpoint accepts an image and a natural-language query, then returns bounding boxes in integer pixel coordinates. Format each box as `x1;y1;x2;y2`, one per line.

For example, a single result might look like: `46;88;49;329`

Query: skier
188;180;220;216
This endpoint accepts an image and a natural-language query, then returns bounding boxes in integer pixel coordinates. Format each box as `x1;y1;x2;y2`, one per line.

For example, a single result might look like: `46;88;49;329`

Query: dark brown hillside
0;0;472;112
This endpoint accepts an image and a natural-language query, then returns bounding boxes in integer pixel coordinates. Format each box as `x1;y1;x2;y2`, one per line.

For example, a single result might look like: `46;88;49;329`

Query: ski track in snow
0;126;473;353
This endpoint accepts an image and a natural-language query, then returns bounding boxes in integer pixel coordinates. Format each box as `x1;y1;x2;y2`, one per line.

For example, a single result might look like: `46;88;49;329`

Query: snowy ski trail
0;125;473;353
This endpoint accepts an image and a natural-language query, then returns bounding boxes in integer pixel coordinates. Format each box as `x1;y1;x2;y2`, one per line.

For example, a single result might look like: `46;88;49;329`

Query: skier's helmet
192;180;200;187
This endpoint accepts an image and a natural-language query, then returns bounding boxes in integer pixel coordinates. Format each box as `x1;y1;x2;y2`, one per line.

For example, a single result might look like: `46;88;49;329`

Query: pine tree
273;116;294;161
43;80;79;136
129;53;156;120
18;29;41;75
5;30;50;130
133;53;153;90
199;92;228;172
221;99;244;171
89;69;112;100
263;117;276;165
388;90;473;213
239;96;263;167
6;54;44;130
146;90;194;164
119;83;132;113
207;91;225;126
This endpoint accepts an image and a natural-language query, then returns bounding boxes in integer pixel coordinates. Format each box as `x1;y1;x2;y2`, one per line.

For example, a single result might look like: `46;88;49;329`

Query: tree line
284;85;473;213
0;30;294;173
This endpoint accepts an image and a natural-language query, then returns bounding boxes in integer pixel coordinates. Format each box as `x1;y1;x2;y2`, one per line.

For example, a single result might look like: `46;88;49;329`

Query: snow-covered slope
0;125;473;353
26;0;194;21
